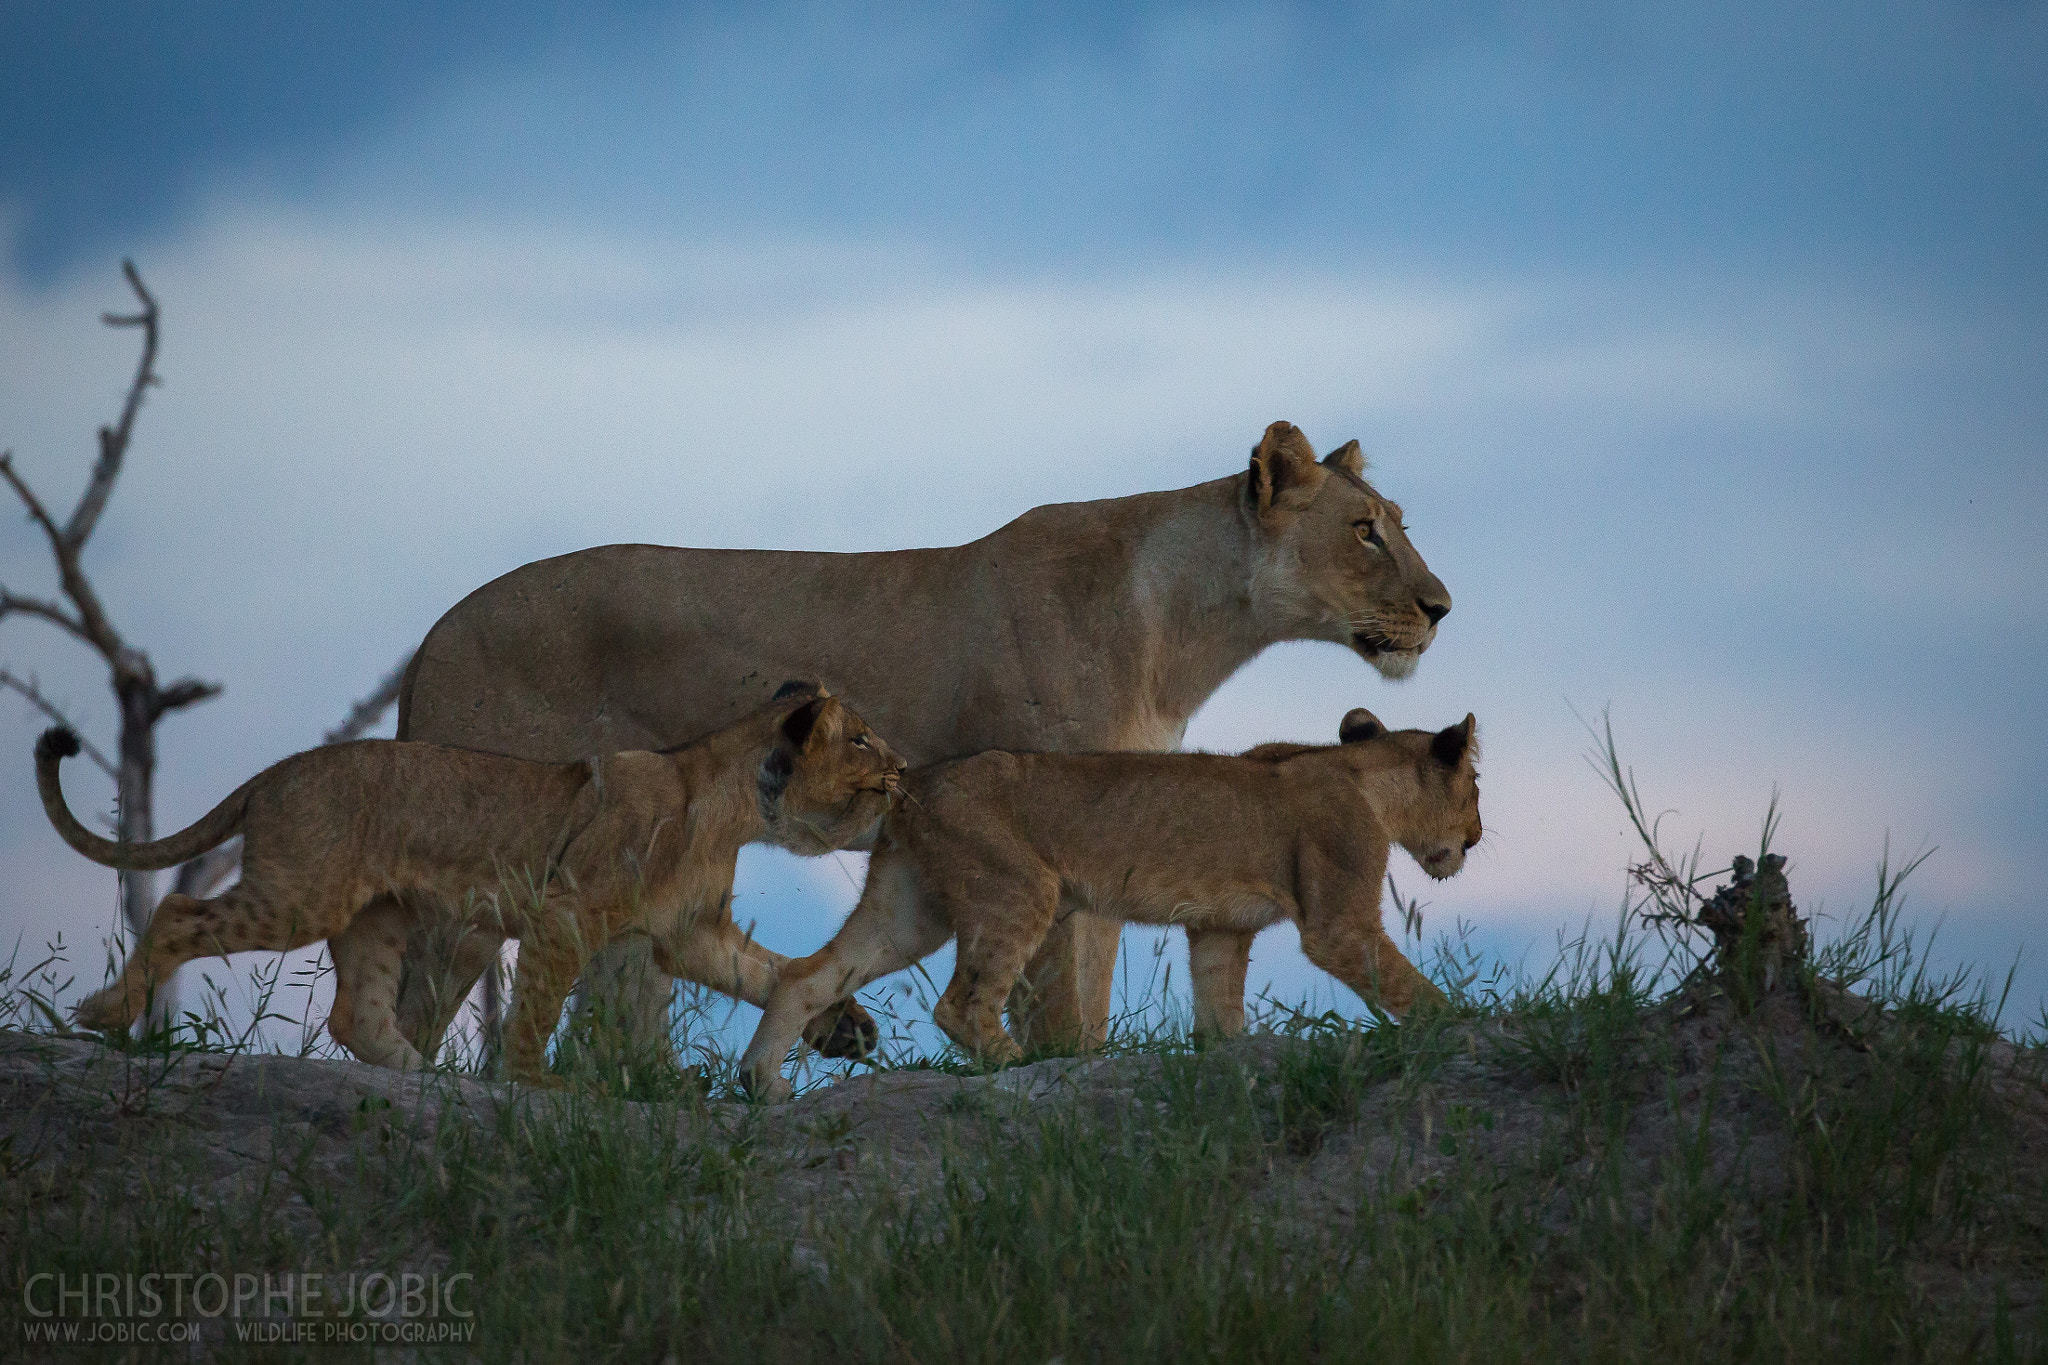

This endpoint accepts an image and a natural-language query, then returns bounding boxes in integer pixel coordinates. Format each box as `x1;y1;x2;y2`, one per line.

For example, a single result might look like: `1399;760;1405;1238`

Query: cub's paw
74;988;132;1035
803;998;880;1060
510;1069;570;1092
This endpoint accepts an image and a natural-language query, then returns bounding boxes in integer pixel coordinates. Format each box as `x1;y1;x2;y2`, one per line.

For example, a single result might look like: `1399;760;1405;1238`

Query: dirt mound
5;969;2043;1360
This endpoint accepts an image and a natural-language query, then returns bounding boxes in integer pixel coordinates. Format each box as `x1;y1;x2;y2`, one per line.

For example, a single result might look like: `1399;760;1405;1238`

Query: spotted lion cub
739;708;1481;1100
42;684;904;1086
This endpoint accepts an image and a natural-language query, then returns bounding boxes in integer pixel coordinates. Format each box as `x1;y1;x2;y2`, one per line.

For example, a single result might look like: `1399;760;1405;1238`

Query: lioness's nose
1421;597;1450;627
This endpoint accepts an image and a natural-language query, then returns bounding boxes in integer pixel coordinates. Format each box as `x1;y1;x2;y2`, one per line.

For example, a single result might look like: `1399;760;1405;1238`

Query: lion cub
739;708;1481;1100
42;684;904;1086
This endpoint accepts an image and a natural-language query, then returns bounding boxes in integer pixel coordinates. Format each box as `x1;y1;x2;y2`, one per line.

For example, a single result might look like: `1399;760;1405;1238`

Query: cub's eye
851;734;870;749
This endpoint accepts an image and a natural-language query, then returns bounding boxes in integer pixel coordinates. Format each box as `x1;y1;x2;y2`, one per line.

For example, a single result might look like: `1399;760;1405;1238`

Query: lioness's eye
852;735;870;749
1354;519;1385;549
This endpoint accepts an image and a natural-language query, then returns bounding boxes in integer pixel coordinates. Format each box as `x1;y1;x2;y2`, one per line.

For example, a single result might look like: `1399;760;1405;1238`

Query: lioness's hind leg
329;902;427;1072
76;887;327;1034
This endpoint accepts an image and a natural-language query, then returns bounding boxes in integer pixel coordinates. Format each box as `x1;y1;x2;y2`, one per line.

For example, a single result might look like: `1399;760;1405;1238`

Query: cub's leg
76;886;338;1034
738;856;950;1102
932;870;1061;1065
656;914;880;1059
392;902;504;1059
1294;849;1446;1018
328;900;428;1072
1009;913;1122;1055
1188;928;1257;1039
501;905;594;1088
1301;927;1445;1017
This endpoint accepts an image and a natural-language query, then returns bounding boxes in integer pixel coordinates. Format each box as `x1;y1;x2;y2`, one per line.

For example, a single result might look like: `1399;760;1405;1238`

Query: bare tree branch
0;586;92;645
66;261;159;554
151;676;224;721
0;452;69;558
0;453;126;664
0;669;117;778
324;652;413;745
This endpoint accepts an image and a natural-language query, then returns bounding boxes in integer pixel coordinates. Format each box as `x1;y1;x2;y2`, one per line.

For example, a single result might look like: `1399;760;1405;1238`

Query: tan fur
391;421;1454;1059
43;690;905;1085
737;710;1483;1101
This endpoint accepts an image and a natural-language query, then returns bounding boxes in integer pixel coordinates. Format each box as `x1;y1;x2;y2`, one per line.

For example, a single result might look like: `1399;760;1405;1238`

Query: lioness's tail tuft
36;726;81;764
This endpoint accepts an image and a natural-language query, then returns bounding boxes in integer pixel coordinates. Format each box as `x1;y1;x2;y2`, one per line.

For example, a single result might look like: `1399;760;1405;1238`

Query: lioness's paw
805;999;881;1060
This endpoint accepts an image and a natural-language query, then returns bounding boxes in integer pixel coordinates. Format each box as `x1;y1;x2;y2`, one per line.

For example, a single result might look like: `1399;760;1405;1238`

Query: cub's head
1243;422;1452;681
756;684;906;854
1333;707;1483;880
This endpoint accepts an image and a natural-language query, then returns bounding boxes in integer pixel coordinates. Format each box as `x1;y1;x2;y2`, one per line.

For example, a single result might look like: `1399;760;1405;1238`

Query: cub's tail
35;726;254;870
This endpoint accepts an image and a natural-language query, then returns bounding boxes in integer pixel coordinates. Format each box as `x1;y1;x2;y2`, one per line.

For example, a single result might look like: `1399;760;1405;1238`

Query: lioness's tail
35;726;254;870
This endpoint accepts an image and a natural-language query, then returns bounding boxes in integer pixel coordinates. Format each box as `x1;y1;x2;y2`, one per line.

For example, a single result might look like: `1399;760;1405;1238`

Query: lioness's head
1244;422;1451;680
1333;707;1482;880
756;684;906;854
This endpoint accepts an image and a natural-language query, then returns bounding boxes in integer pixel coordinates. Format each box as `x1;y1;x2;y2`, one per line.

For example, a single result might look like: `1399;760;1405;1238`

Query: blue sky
3;2;2044;1053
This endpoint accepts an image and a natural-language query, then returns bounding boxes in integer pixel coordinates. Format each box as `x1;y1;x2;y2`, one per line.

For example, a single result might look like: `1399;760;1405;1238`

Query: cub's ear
1247;421;1328;523
781;696;832;751
1337;708;1384;744
1321;440;1365;479
772;678;823;702
1430;713;1477;767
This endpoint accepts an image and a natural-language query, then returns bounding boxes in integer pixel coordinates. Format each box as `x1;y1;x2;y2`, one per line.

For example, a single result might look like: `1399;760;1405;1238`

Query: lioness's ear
1430;714;1476;767
1337;708;1384;744
1247;421;1328;523
1321;440;1365;479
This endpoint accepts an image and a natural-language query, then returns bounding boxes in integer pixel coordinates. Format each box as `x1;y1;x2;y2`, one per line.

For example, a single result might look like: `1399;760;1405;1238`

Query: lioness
41;686;904;1085
392;421;1454;1063
737;709;1482;1101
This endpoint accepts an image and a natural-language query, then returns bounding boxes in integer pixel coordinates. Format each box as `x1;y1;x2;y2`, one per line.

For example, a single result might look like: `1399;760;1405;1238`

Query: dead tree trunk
1696;852;1811;1008
1;262;222;1028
